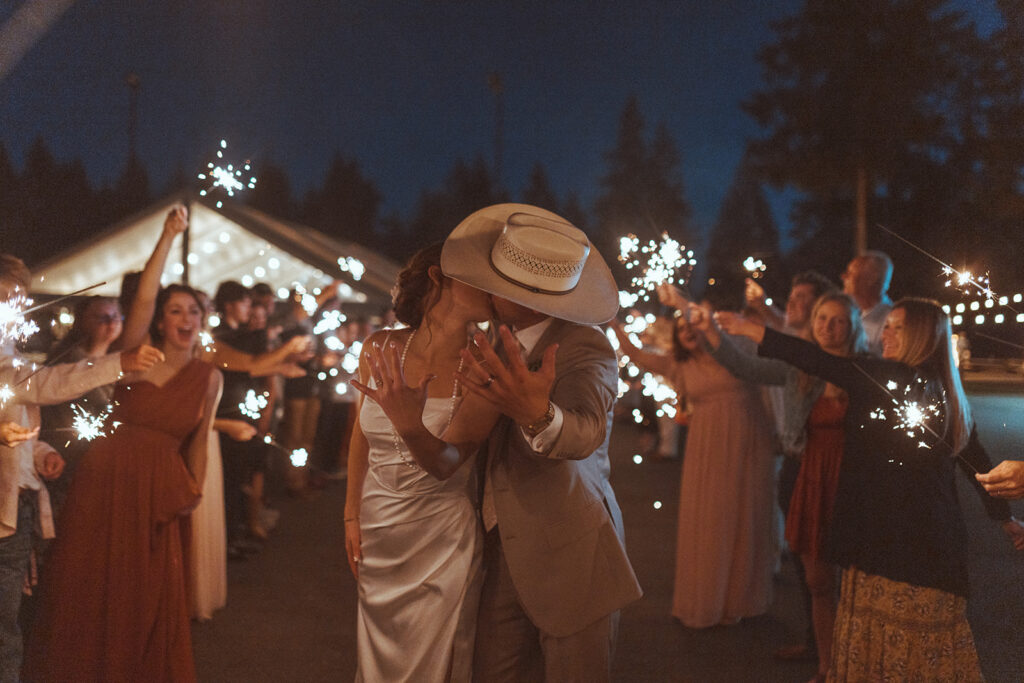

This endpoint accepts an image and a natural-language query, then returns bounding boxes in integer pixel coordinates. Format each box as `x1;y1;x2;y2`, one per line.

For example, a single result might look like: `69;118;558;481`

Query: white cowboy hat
441;203;618;325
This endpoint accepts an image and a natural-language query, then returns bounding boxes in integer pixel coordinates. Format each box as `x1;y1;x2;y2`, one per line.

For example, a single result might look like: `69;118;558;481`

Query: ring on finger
483;375;495;388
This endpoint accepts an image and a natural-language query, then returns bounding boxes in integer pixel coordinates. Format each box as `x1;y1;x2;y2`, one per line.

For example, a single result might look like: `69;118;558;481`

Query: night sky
0;0;1004;242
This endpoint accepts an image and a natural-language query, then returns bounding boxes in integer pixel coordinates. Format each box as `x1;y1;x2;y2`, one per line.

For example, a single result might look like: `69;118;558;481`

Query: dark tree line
4;0;1023;308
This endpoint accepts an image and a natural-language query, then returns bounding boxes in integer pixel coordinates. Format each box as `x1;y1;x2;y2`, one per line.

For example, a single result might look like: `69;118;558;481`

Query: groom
442;204;642;682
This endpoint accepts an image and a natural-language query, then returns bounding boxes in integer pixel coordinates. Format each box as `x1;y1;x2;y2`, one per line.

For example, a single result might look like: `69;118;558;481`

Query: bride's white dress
355;393;483;682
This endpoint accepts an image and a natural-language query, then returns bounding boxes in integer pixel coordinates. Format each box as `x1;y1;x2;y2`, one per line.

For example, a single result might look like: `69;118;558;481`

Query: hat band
485;248;581;296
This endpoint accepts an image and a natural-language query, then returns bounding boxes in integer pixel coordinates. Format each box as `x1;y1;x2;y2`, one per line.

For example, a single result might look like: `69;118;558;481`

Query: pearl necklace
389;328;465;470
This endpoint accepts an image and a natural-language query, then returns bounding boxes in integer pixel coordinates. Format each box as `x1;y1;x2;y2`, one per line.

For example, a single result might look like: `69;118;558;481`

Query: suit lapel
525;317;572;370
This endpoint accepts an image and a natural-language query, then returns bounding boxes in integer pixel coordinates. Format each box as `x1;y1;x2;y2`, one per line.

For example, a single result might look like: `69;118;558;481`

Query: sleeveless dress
671;356;776;628
785;393;847;560
25;359;212;683
355;392;483;682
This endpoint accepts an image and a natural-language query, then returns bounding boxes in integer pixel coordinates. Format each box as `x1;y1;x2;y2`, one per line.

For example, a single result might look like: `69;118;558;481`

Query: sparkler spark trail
197;140;257;208
238;390;269;420
742;256;766;279
0;384;13;408
617;232;696;307
876;224;1006;305
0;291;40;347
69;403;116;441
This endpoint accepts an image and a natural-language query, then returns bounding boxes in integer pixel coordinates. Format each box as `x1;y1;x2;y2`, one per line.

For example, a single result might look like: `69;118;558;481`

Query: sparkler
197;140;257;208
0;290;40;347
289;448;308;468
742;256;767;280
876;224;1002;303
68;402;117;441
617;232;696;308
238;390;269;420
337;257;365;281
313;309;346;335
261;434;309;468
0;384;13;408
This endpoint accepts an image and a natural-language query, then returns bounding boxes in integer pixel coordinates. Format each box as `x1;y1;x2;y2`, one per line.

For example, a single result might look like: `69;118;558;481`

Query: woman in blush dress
612;285;776;629
25;285;222;682
344;243;499;682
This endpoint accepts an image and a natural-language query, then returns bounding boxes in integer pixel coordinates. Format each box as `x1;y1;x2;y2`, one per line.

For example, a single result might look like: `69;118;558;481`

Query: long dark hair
891;297;973;453
48;296;121;361
149;284;205;346
392;243;444;328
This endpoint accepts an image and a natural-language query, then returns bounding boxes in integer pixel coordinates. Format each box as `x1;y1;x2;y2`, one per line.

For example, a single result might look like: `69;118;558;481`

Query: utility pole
126;72;140;161
488;72;504;190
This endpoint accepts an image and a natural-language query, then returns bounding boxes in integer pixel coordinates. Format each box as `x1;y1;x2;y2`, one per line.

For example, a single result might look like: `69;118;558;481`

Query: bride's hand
350;340;433;436
344;516;361;578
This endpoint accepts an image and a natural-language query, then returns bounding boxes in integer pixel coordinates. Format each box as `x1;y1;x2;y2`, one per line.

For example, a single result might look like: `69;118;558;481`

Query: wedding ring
483;375;495;388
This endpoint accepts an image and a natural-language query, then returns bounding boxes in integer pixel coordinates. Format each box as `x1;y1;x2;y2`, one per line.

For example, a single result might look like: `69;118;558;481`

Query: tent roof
30;193;401;310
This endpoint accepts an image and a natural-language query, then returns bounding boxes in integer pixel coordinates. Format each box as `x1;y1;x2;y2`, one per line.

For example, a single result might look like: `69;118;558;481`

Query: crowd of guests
2;201;1024;681
0;205;386;681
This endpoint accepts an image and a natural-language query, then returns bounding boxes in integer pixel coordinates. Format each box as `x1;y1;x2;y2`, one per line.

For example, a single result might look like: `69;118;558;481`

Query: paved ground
193;379;1024;682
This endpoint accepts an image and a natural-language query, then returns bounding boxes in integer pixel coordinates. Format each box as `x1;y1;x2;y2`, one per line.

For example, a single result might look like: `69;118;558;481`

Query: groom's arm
528;327;616;461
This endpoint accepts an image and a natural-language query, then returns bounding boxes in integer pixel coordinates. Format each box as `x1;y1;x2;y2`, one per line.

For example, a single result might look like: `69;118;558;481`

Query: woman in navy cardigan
718;297;1024;681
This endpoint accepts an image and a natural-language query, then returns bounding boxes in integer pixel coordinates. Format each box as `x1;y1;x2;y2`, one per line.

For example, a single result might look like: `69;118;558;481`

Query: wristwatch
521;401;555;438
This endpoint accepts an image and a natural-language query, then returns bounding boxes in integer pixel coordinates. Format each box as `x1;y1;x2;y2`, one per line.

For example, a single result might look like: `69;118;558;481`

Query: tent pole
182;200;191;285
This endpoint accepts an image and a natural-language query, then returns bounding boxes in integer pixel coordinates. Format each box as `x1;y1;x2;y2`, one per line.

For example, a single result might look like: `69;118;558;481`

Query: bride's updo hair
392;243;444;328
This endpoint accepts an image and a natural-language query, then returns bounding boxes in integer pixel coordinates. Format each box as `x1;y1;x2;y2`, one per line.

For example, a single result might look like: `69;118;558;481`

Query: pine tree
706;152;782;309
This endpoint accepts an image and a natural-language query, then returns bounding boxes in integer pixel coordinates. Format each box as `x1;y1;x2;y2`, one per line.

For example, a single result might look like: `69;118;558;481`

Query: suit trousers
474;529;618;683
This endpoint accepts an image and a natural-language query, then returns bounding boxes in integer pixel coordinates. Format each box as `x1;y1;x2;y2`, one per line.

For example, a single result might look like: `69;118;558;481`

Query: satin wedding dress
354;389;483;682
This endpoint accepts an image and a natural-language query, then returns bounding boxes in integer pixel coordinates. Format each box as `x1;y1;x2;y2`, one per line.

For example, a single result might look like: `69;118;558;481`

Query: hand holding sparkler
976;460;1024;500
163;204;188;238
215;418;257;443
0;422;38;448
655;283;689;311
744;278;766;308
120;344;165;373
714;312;766;344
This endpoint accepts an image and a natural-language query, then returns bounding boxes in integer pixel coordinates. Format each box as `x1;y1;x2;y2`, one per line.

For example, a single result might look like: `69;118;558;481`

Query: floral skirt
828;567;983;682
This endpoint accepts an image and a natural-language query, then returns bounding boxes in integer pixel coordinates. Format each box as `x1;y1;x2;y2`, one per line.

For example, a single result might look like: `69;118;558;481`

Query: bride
344;242;498;682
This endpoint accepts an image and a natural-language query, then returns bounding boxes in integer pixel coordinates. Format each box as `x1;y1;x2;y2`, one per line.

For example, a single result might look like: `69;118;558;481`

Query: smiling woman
24;284;223;682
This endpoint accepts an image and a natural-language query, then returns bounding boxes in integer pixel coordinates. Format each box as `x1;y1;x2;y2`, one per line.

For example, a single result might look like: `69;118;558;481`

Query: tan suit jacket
486;319;642;637
0;349;124;538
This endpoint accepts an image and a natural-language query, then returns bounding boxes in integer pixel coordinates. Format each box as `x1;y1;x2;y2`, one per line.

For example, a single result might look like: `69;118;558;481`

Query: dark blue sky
0;0;1003;241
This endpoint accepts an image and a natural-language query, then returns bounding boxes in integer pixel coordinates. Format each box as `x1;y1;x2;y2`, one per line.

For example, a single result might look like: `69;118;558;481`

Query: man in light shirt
841;251;894;355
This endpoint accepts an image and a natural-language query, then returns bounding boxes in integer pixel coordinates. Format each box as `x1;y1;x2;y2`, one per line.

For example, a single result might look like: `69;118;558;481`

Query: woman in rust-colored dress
25;285;221;682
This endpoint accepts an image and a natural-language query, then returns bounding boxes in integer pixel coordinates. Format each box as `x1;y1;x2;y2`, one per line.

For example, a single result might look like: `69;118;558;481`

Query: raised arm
689;306;788;385
118;205;189;350
744;278;785;330
610;320;674;378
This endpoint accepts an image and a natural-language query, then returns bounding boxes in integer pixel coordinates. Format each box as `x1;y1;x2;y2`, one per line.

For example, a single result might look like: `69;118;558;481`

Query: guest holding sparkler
612;285;776;628
0;254;164;683
40;296;124;517
25;284;222;682
718;297;1024;681
977;459;1024;499
694;292;866;682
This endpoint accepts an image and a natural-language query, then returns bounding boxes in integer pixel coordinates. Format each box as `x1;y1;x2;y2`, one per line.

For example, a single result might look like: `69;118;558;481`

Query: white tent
30;193;401;311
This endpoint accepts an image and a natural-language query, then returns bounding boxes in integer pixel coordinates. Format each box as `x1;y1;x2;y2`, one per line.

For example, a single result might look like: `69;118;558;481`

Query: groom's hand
458;325;556;426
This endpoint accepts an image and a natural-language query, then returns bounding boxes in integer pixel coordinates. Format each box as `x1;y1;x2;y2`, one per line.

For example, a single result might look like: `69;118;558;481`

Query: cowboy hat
440;203;618;325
